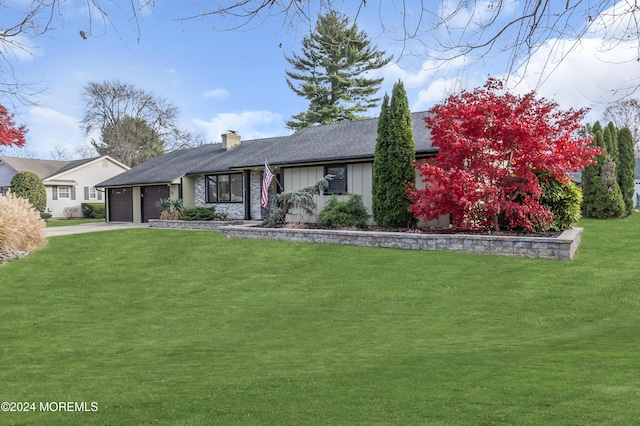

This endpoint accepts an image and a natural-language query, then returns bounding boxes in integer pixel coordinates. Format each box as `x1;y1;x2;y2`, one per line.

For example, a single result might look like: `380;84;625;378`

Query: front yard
0;215;639;424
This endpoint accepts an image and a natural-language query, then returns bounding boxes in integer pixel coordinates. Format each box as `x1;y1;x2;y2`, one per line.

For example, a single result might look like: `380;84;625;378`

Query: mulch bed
277;223;562;238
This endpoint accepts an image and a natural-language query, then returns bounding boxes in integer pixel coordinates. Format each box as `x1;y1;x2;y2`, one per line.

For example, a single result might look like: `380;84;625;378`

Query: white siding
46;158;128;218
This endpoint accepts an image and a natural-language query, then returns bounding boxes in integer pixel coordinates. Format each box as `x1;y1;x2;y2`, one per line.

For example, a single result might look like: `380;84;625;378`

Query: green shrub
263;176;330;227
81;203;106;219
10;171;46;212
182;206;227;221
40;212;52;220
539;178;582;231
157;198;184;220
318;194;370;228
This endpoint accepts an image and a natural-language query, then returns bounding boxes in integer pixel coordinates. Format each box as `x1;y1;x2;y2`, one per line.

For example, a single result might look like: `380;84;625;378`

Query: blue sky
2;1;638;159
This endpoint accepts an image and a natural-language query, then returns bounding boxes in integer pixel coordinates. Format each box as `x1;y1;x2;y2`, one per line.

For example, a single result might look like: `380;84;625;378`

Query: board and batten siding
283;162;449;227
283;163;374;224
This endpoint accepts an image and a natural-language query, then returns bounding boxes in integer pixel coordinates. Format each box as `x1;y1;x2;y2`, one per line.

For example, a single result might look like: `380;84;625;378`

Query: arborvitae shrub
0;192;47;254
585;156;626;219
10;171;46;213
318;194;370;228
617;127;636;216
372;80;416;228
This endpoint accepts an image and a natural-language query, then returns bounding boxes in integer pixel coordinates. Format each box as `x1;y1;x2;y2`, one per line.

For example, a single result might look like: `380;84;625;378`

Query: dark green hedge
81;203;106;219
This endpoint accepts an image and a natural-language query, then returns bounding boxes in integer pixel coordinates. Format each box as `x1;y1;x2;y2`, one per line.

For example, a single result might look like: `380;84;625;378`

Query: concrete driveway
45;222;149;237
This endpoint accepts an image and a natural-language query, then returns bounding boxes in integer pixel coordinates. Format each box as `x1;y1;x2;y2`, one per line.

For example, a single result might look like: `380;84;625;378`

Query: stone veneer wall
220;226;583;260
249;170;264;220
194;176;245;219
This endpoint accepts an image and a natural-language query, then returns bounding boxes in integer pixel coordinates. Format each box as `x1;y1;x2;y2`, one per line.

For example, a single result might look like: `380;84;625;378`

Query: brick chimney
221;131;241;150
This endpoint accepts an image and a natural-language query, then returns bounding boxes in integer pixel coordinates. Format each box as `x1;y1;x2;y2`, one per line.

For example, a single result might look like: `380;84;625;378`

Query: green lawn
1;215;639;425
45;218;105;227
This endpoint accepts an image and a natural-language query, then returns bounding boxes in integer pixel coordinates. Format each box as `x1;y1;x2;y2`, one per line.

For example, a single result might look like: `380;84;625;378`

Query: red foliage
0;104;27;148
408;79;602;231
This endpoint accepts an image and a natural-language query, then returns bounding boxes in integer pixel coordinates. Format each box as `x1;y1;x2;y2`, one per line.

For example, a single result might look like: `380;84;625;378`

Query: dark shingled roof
97;111;435;187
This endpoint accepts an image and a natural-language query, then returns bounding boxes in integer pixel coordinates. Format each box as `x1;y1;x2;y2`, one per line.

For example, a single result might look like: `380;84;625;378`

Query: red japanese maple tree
408;79;601;231
0;104;27;148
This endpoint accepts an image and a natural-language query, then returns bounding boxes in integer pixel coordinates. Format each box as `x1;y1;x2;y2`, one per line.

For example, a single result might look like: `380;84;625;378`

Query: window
58;186;71;199
89;187;97;200
206;173;243;203
324;164;347;194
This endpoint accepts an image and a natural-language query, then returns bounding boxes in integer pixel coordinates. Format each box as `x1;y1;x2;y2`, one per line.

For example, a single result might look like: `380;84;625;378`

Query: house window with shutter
90;187;97;199
58;186;71;199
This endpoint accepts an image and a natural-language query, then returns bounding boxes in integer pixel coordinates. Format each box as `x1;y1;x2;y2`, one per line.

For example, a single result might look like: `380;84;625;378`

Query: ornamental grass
0;192;47;254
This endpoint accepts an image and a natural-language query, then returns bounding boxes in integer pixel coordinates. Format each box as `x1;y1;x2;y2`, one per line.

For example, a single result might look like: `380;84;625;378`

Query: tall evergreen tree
606;121;619;164
581;130;604;218
603;126;614;162
582;130;625;218
617;126;636;216
94;115;164;167
372;81;416;227
372;94;390;225
285;11;392;130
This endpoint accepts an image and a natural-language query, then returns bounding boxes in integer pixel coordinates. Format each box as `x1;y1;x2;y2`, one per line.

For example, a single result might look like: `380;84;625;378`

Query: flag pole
265;161;283;191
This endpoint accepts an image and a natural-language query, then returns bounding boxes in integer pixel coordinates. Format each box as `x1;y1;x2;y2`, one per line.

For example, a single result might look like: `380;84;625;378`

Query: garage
141;185;170;222
108;187;133;222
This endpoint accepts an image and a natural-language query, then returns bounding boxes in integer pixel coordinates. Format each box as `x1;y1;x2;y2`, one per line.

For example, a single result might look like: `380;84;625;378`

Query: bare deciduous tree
81;80;194;166
183;1;640;92
4;1;640;104
604;99;640;156
0;0;153;106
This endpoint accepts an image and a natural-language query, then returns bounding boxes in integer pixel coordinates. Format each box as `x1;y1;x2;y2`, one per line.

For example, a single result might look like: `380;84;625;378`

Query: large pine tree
617;126;636;216
285;11;392;130
372;80;416;228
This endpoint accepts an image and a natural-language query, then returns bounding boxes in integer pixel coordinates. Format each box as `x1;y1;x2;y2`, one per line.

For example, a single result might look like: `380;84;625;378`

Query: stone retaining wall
148;219;244;230
220;226;583;260
148;220;582;260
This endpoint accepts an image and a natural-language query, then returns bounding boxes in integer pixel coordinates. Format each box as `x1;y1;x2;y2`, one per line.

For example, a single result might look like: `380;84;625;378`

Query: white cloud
411;76;485;112
25;107;86;158
0;33;42;62
202;88;230;100
192;111;287;143
510;34;639;122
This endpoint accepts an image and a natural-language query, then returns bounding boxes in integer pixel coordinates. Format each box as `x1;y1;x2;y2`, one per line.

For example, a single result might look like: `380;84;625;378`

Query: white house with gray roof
97;111;448;226
0;155;129;217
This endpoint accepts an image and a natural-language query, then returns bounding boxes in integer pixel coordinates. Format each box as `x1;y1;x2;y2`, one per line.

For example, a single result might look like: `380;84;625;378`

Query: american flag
261;161;275;208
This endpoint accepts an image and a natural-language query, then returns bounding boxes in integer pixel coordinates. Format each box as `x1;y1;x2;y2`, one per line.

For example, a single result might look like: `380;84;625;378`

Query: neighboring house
0;155;130;217
97;111;448;226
